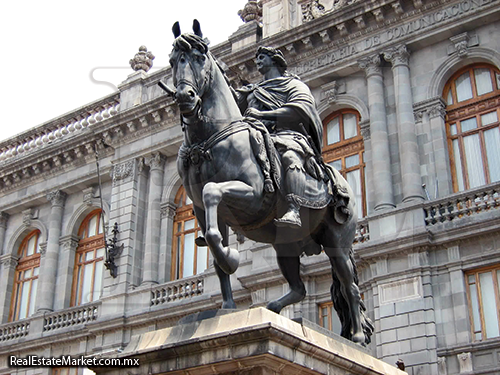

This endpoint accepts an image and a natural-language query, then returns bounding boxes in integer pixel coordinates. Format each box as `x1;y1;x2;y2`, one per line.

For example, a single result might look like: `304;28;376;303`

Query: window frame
322;109;367;217
443;64;500;192
465;264;500;342
71;209;105;307
9;230;41;322
171;186;206;280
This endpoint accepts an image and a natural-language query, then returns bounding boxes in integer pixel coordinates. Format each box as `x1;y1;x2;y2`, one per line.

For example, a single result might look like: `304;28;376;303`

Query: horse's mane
173;33;234;93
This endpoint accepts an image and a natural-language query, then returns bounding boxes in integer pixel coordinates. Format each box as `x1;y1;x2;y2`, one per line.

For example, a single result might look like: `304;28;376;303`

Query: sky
0;0;249;143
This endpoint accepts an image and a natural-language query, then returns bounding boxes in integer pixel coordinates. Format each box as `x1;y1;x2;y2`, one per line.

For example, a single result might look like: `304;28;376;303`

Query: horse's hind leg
203;181;255;275
267;243;306;314
325;246;365;344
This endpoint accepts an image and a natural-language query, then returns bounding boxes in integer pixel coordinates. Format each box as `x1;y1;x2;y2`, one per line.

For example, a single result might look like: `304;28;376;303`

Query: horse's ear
172;22;181;38
192;19;203;38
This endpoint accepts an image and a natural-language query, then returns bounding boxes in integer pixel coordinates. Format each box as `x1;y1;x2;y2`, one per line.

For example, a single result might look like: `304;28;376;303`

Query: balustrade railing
0;94;120;163
0;320;30;342
151;276;205;306
423;182;500;226
43;304;99;332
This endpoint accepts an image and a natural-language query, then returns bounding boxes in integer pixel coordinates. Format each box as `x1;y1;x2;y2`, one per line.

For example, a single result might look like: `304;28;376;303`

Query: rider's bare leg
275;150;305;229
267;244;306;314
202;181;255;274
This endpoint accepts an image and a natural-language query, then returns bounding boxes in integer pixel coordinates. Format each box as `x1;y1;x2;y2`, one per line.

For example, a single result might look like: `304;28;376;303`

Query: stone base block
90;307;404;375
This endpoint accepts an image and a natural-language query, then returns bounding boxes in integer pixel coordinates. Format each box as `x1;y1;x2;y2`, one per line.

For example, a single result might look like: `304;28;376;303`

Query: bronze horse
161;20;373;345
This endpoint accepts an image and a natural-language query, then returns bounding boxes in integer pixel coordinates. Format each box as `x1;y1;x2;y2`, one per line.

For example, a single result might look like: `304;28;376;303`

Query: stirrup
274;210;302;229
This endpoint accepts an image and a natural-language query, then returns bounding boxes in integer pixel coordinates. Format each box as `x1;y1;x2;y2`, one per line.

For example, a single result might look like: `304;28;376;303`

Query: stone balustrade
0;320;30;342
151;276;205;306
43;303;99;332
0;94;120;164
423;181;500;226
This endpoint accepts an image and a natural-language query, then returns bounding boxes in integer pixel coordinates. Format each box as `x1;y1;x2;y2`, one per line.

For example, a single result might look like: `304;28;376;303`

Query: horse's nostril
189;91;195;98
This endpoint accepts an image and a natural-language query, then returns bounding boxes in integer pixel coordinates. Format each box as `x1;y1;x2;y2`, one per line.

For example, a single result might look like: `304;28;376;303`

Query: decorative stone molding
354;15;365;30
301;37;313;50
383;45;410;67
60;235;80;252
413;97;446;122
129;46;155;73
83;186;96;206
251;289;266;306
22;208;38;226
413;0;423;8
238;1;263;23
318;30;330;43
137;157;146;174
360;120;370;141
447;245;460;262
285;44;296;56
457;352;472;374
302;0;325;22
39;242;47;257
0;212;9;229
372;8;384;22
391;1;404;15
0;254;19;269
320;81;345;104
437;356;447;375
428;103;446;119
111;160;135;185
335;22;348;36
160;202;176;219
332;0;359;10
358;54;382;77
447;32;479;57
146;152;166;172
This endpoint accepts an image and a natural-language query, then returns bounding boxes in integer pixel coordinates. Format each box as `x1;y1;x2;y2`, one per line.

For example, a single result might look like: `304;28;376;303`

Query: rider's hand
244;108;264;119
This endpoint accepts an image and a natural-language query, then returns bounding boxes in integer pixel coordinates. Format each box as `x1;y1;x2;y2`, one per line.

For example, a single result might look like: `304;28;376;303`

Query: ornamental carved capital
0;212;9;229
145;152;166;172
383;45;410;67
358;54;382;77
39;242;48;256
22;208;38;226
83;186;96;206
428;103;446;119
47;190;67;207
0;254;19;269
160;202;176;219
60;235;80;252
360;120;371;141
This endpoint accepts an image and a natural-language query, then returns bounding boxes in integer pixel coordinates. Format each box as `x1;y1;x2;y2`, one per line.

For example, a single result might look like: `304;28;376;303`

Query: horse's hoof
221;300;237;309
352;332;366;345
217;247;240;275
266;301;282;314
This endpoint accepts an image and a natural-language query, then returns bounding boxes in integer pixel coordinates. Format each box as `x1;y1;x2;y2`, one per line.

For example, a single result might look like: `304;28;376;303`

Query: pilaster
383;45;424;203
358;54;395;211
37;190;67;313
0;212;9;255
142;152;166;285
159;201;176;283
0;254;18;323
54;234;80;310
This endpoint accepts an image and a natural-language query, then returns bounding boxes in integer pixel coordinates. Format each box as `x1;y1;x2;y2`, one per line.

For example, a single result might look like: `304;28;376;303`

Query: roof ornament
129;46;155;72
238;1;263;23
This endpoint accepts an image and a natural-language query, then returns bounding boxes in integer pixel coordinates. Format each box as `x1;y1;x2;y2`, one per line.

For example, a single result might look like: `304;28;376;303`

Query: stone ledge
90;307;405;375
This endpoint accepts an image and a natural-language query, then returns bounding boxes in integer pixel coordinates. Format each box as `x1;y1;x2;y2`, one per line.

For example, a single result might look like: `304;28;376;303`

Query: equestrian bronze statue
159;20;373;345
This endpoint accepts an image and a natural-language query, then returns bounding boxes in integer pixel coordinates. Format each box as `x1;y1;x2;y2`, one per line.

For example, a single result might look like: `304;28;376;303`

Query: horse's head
169;20;213;117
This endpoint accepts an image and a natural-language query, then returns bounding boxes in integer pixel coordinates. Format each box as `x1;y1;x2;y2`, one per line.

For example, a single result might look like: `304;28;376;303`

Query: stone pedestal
90;308;404;375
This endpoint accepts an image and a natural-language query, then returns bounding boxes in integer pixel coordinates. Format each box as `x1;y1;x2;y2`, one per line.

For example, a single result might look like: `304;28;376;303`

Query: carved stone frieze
383;45;410;67
129;46;155;73
111;160;135;185
47;190;67;207
146;152;166;171
358;54;382;77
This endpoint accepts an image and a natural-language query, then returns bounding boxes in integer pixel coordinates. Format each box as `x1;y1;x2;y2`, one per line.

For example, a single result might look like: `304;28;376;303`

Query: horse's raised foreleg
202;181;254;275
326;248;365;344
267;244;306;314
193;205;236;309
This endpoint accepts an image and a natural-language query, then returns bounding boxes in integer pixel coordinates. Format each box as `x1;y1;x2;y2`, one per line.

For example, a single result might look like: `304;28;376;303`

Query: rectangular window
474;68;494;96
318;301;342;334
466;265;500;341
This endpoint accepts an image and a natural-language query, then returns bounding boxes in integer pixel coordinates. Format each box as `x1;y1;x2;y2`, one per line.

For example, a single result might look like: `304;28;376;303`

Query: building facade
1;0;500;374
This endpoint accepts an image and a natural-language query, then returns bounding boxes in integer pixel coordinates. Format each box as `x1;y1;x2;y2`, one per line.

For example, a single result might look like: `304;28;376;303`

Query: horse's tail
331;247;374;344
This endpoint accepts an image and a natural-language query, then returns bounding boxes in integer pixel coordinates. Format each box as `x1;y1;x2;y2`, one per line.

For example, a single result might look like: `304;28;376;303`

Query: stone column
0;212;9;255
0;254;18;322
383;45;424;202
142;152;166;285
37;190;66;312
159;202;176;283
358;54;395;210
54;235;80;310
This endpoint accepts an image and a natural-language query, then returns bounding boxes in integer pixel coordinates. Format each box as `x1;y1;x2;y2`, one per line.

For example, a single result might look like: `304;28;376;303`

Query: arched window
322;109;366;218
71;209;105;306
171;186;208;280
444;64;500;192
10;230;40;321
